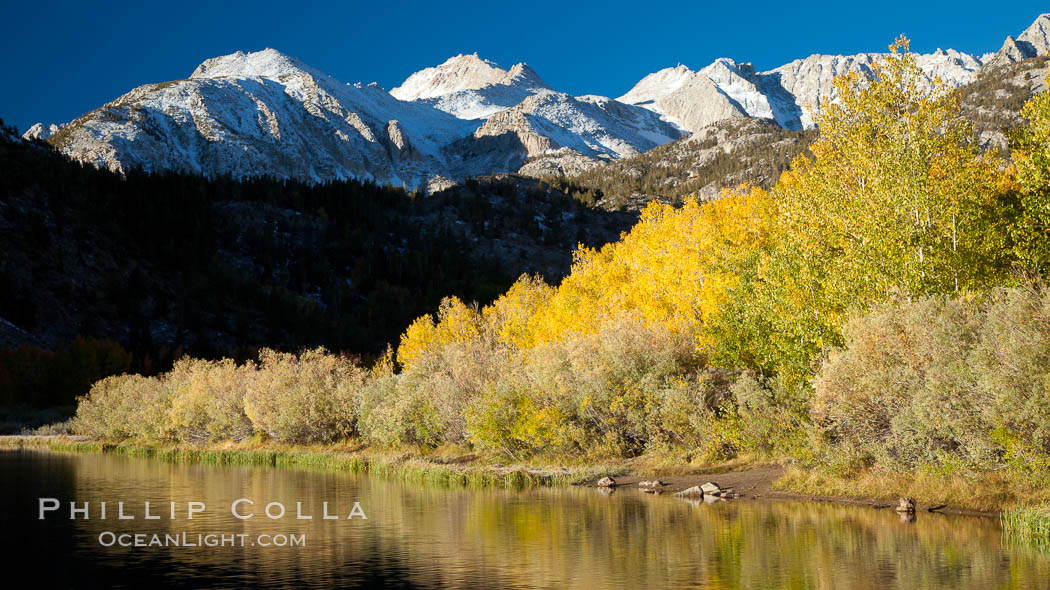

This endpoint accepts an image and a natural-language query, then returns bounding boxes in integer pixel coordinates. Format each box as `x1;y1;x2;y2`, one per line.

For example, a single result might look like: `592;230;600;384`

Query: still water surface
2;448;1049;589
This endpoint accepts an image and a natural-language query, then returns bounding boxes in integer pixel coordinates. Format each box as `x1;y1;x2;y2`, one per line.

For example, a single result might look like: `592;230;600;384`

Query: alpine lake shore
5;434;1044;521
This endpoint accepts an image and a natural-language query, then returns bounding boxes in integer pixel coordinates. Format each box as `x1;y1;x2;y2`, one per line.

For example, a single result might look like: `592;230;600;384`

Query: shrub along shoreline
65;288;1050;508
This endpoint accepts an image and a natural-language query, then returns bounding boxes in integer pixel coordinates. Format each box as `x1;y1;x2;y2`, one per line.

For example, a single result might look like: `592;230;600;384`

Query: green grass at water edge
1002;505;1050;551
39;439;587;489
367;459;578;489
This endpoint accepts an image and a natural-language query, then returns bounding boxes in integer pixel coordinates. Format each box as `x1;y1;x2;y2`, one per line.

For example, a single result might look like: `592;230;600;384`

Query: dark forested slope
0;124;634;406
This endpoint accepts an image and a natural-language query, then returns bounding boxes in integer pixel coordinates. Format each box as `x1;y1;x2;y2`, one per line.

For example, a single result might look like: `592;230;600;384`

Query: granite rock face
988;14;1050;65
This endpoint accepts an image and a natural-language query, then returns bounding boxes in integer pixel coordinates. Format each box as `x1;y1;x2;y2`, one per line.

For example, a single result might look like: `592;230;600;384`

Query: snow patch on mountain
527;93;682;158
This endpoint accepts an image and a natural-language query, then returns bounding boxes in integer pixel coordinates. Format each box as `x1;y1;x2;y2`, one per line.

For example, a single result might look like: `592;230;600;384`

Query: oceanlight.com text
97;531;306;548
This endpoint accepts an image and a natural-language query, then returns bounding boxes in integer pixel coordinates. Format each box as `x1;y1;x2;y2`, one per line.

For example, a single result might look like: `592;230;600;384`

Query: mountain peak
190;48;317;80
617;64;699;105
443;52;498;67
991;14;1050;65
22;122;61;141
505;62;549;89
702;58;757;79
1017;13;1050;55
391;54;509;101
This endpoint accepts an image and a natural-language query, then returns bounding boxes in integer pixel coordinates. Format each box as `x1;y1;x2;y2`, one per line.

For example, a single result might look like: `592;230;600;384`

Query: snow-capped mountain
22;14;1050;187
392;54;510;100
37;49;475;187
618;50;986;132
619;59;800;131
29;49;681;186
391;53;683;173
391;53;552;119
615;16;1049;133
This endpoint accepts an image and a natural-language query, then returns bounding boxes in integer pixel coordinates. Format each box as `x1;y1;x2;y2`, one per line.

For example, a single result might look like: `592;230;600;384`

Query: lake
2;448;1048;589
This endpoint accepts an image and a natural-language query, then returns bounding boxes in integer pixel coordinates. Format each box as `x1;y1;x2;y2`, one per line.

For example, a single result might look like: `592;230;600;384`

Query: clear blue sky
1;1;1046;132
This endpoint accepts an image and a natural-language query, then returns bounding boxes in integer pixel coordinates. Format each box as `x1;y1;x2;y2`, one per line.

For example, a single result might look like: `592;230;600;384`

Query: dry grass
620;451;773;477
775;465;1050;512
0;434;85;448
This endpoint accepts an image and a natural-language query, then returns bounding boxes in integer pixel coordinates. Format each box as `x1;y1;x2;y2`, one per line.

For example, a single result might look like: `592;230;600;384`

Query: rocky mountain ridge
22;14;1050;188
618;49;986;132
